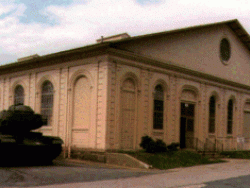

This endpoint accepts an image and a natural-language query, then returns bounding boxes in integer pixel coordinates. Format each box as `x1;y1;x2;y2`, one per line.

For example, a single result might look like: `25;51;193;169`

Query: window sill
152;130;164;134
208;134;215;138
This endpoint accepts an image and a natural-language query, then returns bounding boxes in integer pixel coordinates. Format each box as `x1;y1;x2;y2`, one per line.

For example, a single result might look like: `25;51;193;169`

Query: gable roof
110;19;250;51
1;19;250;74
1;19;250;91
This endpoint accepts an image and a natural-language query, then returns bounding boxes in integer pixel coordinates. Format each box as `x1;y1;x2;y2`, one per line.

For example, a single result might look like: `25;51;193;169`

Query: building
1;19;250;155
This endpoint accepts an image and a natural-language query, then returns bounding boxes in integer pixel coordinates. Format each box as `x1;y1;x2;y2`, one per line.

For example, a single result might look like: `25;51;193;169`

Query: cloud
0;2;16;16
1;0;250;64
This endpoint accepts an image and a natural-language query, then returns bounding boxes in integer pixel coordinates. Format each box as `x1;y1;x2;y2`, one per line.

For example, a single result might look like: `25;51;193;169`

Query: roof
110;19;250;51
1;19;250;73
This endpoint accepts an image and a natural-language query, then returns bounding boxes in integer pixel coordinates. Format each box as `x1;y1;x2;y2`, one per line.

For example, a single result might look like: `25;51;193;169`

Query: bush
155;139;168;152
140;136;155;153
140;136;168;153
167;142;180;151
140;136;153;150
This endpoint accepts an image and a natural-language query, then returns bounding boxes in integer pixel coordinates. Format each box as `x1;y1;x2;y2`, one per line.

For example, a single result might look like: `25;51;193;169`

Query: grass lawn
118;150;225;170
220;150;250;159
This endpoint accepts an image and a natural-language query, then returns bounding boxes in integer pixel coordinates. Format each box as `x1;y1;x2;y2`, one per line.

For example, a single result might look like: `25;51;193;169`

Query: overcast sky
0;0;250;65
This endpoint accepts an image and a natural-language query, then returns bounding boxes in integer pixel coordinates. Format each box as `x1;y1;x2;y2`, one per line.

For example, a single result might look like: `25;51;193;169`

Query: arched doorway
180;88;197;149
71;76;90;148
120;78;136;149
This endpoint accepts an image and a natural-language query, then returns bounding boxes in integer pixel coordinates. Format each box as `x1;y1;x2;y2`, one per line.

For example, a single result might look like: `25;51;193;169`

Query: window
227;99;233;134
41;81;54;126
14;85;24;105
208;96;216;133
153;85;164;129
220;38;231;62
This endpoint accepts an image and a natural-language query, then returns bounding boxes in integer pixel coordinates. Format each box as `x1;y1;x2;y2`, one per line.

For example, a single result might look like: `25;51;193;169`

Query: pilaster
106;62;117;149
96;60;110;150
29;73;36;110
199;83;207;141
169;75;178;143
58;68;68;139
139;69;150;138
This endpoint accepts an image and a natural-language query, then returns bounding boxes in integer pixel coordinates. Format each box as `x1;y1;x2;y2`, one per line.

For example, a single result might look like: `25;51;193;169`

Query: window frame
41;80;54;126
208;96;216;134
14;85;24;105
227;99;233;134
220;38;231;65
153;84;164;130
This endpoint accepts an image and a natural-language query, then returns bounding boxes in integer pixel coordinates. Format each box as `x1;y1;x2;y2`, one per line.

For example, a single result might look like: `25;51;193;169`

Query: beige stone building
1;19;250;154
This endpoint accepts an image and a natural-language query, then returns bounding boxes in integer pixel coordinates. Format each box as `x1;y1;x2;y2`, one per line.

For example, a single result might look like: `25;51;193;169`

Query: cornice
0;43;111;75
1;40;250;95
106;48;250;92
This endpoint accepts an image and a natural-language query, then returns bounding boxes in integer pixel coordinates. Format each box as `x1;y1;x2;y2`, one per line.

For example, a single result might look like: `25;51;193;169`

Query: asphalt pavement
5;158;250;188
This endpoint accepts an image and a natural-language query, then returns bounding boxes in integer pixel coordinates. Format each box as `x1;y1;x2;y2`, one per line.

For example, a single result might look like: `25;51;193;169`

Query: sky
0;0;250;65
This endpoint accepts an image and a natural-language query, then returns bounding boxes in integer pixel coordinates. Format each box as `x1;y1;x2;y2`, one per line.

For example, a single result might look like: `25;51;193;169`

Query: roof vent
18;54;40;62
96;33;130;43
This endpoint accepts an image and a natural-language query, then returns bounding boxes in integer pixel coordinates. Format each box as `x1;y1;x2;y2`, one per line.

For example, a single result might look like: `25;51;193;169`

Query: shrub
155;139;168;152
140;136;155;153
167;142;180;151
140;136;168;153
140;136;153;150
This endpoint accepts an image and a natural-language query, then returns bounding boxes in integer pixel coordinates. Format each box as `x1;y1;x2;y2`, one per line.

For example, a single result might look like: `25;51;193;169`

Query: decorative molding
108;52;250;94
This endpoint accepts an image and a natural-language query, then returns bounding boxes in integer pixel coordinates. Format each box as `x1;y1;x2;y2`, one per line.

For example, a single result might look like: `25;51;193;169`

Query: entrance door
180;103;195;149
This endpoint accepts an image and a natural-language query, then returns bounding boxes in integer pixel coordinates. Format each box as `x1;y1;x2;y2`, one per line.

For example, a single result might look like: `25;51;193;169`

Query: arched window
208;96;216;133
227;99;233;134
14;85;24;105
41;81;54;126
153;84;164;129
